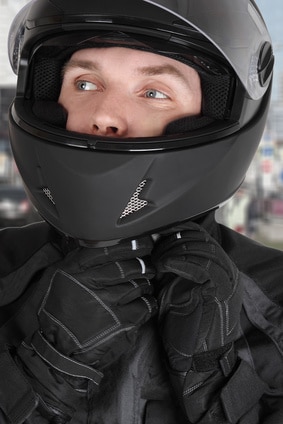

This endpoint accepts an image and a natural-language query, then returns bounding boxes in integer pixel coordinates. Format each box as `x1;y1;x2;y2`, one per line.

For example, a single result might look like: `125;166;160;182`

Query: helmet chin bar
9;84;270;244
51;169;243;249
61;166;243;249
59;191;240;249
63;207;221;249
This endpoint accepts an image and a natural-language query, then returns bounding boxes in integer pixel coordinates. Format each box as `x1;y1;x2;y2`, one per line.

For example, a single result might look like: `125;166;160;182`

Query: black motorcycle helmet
8;0;274;245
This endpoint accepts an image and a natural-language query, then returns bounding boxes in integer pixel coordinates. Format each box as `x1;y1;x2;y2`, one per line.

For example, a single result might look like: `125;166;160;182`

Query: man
0;1;282;423
58;47;202;137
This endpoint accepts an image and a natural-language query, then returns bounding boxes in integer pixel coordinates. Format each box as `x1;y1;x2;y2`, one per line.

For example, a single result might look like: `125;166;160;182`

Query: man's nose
90;95;128;137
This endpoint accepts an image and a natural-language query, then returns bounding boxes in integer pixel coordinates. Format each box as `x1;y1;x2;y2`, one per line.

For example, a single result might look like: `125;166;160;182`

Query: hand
153;222;243;423
16;236;157;423
37;241;157;368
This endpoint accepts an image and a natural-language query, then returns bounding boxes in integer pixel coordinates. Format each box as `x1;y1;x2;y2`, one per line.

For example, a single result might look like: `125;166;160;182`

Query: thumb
160;257;210;284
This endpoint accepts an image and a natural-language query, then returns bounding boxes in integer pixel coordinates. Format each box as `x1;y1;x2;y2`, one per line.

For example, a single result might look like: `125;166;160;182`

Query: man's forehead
65;47;199;81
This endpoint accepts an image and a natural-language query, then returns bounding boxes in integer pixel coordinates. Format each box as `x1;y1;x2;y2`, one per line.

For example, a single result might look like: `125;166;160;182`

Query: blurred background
0;0;283;248
0;0;42;229
216;0;283;250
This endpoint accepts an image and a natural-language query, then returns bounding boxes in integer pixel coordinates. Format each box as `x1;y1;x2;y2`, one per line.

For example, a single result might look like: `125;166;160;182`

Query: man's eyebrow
137;64;190;85
62;59;100;74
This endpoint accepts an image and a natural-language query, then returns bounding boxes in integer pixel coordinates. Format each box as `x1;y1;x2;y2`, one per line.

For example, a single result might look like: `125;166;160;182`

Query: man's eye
145;89;168;99
76;80;98;91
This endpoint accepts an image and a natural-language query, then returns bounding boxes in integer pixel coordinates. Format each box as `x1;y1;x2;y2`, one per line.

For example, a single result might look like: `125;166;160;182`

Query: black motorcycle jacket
0;213;283;424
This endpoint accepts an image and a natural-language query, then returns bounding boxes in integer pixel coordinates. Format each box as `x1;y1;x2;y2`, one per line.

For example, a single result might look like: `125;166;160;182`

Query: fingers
39;268;157;357
84;276;155;306
75;256;156;288
62;236;154;272
119;293;158;324
154;224;237;283
115;278;154;304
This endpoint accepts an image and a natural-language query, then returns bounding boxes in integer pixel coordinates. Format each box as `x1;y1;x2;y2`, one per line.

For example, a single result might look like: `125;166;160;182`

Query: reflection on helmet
8;0;274;245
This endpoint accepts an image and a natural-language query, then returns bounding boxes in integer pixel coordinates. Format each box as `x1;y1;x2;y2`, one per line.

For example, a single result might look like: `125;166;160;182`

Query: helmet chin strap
78;237;125;248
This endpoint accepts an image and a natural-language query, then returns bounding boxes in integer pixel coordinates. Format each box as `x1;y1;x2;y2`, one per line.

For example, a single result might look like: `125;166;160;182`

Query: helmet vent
42;187;55;205
120;180;148;219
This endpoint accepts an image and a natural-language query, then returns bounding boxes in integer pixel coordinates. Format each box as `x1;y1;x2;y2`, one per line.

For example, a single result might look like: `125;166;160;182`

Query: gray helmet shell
8;0;274;244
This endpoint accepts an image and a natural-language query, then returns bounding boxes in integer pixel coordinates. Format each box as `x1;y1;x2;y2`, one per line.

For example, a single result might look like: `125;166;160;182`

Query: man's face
58;47;202;138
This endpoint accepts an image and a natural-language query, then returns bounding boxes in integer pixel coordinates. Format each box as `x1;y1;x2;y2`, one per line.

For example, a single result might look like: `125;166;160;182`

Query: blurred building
219;1;283;243
257;0;283;103
0;0;30;182
257;0;283;190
